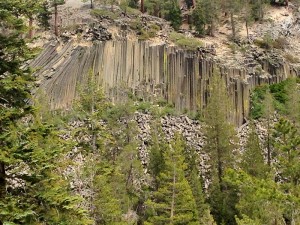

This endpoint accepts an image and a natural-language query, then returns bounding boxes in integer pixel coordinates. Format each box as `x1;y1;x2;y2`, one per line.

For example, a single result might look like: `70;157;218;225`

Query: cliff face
31;40;298;126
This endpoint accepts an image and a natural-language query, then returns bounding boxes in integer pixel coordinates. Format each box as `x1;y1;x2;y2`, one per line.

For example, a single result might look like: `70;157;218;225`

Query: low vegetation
170;32;203;50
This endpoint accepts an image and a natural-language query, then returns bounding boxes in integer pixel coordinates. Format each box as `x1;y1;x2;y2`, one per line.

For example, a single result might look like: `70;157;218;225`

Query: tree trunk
170;162;176;220
192;0;196;8
0;162;5;221
140;0;144;13
230;12;236;40
90;0;93;9
28;17;34;39
246;20;249;40
267;121;271;166
216;133;223;191
54;4;59;36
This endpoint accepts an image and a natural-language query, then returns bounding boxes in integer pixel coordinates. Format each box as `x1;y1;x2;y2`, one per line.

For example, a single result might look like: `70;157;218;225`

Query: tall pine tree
145;134;199;225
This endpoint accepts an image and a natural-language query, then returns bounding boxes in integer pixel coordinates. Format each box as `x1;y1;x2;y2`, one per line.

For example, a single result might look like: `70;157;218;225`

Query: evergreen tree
225;169;287;225
145;134;199;225
49;0;65;36
192;0;220;36
202;71;237;224
192;0;206;35
37;1;51;31
224;0;242;40
273;118;300;185
0;110;92;224
262;88;275;166
203;71;236;190
285;78;300;125
165;0;182;30
250;0;268;21
0;0;34;210
241;122;269;178
182;144;215;224
19;0;46;38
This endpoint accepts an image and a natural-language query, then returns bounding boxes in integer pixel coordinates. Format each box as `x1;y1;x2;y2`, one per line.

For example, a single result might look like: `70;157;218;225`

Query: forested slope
0;0;300;225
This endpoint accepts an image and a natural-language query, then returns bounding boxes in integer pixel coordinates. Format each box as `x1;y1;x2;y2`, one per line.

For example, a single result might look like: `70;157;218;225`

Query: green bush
90;9;119;20
250;78;298;119
250;85;268;119
170;32;203;50
129;20;160;40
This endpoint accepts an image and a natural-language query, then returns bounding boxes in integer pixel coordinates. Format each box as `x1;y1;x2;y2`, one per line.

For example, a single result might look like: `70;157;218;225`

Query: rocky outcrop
31;40;299;127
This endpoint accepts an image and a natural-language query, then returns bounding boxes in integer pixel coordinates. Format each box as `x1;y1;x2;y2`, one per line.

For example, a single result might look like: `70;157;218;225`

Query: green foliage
225;169;300;225
192;1;206;35
146;134;199;225
192;0;220;36
250;85;268;119
273;118;300;185
203;72;238;224
90;8;119;19
120;0;141;15
165;0;182;30
0;115;91;224
170;32;203;50
254;35;288;50
203;72;236;187
129;19;160;40
250;78;298;119
37;1;51;30
241;122;269;178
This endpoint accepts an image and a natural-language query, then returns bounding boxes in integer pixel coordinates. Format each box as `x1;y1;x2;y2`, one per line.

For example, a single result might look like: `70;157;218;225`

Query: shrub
90;9;119;20
170;32;203;50
284;53;300;63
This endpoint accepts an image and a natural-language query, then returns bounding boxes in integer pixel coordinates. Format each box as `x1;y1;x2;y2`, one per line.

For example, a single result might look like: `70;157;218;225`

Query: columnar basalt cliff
31;40;298;126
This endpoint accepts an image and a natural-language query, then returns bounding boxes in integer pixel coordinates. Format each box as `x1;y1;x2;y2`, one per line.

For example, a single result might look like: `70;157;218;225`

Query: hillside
1;0;300;225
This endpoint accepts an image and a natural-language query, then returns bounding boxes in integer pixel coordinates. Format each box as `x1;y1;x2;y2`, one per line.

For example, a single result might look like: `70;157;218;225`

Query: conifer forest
1;0;300;224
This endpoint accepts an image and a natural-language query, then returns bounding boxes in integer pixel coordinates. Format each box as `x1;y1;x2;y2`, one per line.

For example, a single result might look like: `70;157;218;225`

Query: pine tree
165;0;182;30
192;0;220;36
273;118;300;185
285;78;300;125
19;0;46;38
73;70;109;153
262;88;275;166
192;0;206;35
241;122;269;178
182;144;215;224
224;0;242;40
37;1;51;31
203;71;236;190
0;111;92;224
0;0;34;209
145;134;199;225
225;169;287;225
49;0;65;36
202;71;238;224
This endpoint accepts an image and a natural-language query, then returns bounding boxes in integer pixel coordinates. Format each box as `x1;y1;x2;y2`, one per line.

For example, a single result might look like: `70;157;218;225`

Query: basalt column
31;40;297;126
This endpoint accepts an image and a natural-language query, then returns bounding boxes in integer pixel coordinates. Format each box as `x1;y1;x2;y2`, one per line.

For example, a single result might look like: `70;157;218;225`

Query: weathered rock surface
31;40;298;127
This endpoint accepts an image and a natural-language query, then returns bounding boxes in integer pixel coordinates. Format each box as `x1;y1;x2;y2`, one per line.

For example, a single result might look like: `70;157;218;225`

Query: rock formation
31;38;298;126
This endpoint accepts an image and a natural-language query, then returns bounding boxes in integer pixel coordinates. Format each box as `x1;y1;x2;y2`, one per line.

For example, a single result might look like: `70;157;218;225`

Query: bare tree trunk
28;17;34;39
216;132;223;192
90;0;93;9
0;161;4;225
230;12;236;40
140;0;144;13
246;20;249;40
192;0;196;8
0;162;5;192
54;4;59;36
170;163;176;221
267;121;271;167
